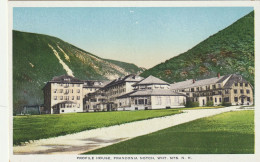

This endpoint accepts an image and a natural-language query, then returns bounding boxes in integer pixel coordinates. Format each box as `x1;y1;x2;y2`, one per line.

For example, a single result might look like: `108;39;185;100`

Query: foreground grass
86;110;254;154
13;109;181;145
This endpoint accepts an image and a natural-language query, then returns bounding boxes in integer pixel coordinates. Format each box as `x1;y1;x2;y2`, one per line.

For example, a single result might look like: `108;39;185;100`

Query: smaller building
117;76;186;110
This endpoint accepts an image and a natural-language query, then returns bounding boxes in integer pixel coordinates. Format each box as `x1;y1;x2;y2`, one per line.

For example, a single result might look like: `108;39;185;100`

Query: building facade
43;73;254;114
170;74;254;106
117;75;186;110
43;75;84;114
84;74;143;111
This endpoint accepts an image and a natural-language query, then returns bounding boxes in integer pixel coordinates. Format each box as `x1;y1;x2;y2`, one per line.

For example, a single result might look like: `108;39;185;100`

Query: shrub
206;101;214;107
222;102;232;107
185;101;199;108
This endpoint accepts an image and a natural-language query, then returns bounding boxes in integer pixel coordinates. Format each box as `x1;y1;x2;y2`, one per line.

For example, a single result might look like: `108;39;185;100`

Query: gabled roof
133;75;169;86
223;74;250;88
170;75;230;90
103;74;143;89
129;89;185;97
49;75;84;84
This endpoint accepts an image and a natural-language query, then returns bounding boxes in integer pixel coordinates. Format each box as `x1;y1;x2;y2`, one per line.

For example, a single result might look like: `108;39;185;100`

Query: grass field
13;109;181;145
86;110;254;154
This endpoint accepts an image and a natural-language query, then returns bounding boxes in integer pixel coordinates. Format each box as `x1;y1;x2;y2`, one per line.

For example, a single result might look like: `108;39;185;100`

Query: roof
103;74;143;89
117;91;136;99
52;101;77;107
133;75;169;86
129;89;186;97
83;80;111;88
223;74;250;88
170;75;229;90
49;75;84;84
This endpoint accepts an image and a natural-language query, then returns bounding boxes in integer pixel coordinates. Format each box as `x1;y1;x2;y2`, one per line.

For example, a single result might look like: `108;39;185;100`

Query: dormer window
64;78;71;82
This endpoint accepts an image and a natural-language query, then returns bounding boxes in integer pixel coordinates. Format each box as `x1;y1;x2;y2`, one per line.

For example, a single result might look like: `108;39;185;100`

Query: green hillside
141;11;254;86
13;31;144;114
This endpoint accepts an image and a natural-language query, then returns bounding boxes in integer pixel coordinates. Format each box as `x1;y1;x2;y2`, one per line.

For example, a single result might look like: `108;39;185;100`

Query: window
224;97;229;102
77;96;80;100
191;88;194;92
156;96;162;105
240;90;244;94
138;99;144;105
165;96;171;105
60;96;63;100
234;89;237;94
71;89;73;93
215;98;217;103
218;84;221;88
54;96;57;100
234;97;238;102
62;110;64;112
196;87;199;91
225;89;229;94
246;90;250;94
235;83;238;86
59;89;63;93
135;107;138;110
72;96;74;100
77;89;80;93
212;85;216;89
145;99;148;105
54;89;57;93
219;98;222;102
135;99;138;105
247;97;250;102
240;83;243;86
245;83;248;87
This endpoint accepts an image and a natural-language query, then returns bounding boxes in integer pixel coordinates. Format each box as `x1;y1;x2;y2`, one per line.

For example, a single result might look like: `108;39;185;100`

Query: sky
13;7;253;69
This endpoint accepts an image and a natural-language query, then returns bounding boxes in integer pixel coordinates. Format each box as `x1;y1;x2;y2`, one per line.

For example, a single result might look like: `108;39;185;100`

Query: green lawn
86;110;254;154
13;109;181;145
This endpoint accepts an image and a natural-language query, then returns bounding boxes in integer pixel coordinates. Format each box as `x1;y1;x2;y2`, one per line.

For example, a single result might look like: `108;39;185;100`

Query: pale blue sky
13;7;253;68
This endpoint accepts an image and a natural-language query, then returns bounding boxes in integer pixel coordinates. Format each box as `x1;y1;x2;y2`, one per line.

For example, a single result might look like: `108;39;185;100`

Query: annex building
170;73;254;106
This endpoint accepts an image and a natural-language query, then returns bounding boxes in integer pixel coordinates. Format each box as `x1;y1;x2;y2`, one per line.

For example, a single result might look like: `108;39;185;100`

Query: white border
7;1;260;162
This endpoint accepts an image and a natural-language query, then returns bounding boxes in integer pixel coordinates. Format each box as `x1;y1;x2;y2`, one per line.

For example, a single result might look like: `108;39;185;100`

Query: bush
185;101;199;108
206;101;214;107
222;102;232;107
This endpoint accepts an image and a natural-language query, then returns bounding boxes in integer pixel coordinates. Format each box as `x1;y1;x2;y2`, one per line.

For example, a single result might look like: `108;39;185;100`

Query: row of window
59;104;80;108
190;84;222;92
194;97;222;103
53;96;81;100
134;98;148;105
54;83;81;87
53;89;81;93
234;83;248;87
107;89;126;96
234;97;250;102
233;89;250;94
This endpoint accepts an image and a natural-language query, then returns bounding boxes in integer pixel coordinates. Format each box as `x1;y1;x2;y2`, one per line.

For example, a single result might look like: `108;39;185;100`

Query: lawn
13;109;181;145
86;110;254;154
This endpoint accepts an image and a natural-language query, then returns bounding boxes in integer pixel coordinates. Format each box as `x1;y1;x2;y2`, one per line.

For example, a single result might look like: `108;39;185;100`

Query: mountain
13;30;145;114
141;11;254;87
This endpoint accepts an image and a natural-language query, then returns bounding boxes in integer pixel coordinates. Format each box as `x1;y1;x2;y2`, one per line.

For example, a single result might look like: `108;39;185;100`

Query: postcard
1;0;260;162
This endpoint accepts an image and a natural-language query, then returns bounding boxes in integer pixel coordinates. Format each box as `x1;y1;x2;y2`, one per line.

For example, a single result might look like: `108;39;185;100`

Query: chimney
217;73;220;78
192;79;195;84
